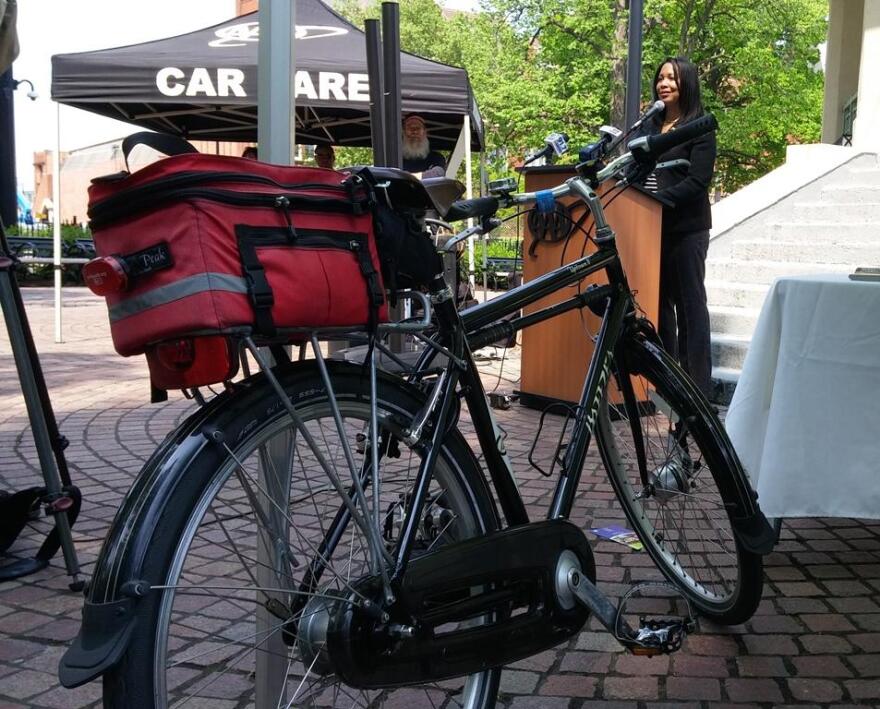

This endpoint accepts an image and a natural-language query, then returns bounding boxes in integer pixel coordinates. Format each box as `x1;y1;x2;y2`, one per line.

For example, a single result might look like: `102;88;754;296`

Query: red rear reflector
147;336;239;390
83;256;128;295
155;338;196;370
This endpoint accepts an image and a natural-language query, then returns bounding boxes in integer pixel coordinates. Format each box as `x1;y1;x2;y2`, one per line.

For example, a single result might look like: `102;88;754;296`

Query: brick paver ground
1;288;879;708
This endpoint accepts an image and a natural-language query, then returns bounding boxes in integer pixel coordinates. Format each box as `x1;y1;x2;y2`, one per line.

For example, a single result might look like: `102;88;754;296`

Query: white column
853;0;880;150
52;103;62;343
822;0;864;144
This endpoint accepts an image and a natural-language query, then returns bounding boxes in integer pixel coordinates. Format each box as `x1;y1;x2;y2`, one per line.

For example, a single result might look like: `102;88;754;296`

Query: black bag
348;167;443;301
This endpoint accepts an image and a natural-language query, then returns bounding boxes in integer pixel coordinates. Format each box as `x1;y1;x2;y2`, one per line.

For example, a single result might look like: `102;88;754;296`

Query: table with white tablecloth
725;273;880;519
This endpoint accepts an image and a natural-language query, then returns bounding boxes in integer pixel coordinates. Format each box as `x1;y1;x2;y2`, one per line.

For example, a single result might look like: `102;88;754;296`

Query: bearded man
401;114;446;178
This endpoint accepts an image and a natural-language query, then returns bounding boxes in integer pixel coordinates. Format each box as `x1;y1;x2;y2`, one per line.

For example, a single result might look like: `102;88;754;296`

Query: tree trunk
611;0;627;128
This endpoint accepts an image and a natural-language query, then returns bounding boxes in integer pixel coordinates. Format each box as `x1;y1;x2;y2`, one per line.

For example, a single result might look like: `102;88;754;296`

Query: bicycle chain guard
326;518;595;688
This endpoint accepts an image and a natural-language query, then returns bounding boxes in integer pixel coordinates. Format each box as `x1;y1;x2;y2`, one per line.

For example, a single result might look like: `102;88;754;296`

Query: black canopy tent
50;0;484;152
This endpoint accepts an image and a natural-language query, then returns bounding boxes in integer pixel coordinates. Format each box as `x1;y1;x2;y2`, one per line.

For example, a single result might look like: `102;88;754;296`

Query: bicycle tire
102;361;501;708
596;335;763;625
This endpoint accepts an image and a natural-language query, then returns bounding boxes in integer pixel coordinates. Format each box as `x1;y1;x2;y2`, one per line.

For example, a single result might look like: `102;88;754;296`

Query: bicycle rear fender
60;360;500;688
60;392;224;688
623;331;776;556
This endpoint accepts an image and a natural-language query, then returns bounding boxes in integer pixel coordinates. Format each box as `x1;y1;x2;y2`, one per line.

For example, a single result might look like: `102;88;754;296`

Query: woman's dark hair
651;56;704;124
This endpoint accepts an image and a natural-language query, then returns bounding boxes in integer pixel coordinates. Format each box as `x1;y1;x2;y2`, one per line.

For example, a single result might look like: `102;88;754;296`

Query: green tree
642;0;827;190
488;0;826;191
335;0;827;192
335;0;558;179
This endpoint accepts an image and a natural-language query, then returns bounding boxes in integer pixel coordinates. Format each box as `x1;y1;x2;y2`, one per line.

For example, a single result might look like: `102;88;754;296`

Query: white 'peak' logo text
209;22;348;47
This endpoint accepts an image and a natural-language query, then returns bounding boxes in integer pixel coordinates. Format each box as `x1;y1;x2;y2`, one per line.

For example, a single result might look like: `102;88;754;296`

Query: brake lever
441;217;501;253
441;224;483;253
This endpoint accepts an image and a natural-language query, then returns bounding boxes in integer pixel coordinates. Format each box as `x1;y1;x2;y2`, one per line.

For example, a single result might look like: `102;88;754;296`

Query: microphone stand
607;100;666;156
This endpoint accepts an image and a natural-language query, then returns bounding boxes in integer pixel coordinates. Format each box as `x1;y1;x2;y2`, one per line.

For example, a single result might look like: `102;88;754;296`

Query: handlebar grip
444;196;499;223
633;113;718;159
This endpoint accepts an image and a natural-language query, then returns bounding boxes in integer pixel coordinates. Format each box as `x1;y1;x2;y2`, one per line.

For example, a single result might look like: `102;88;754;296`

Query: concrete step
820;184;880;203
709;305;761;338
710;366;740;405
712;365;741;384
706;280;770;309
706;258;850;285
791;202;880;222
848;164;880;175
711;332;750;370
766;221;880;242
729;239;880;265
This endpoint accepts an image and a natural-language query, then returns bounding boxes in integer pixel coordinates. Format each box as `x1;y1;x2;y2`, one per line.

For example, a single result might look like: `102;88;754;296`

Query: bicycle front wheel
597;335;763;625
103;362;500;708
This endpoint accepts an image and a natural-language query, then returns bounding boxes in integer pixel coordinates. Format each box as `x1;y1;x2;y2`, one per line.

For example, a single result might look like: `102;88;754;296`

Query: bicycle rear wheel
597;335;763;625
102;362;500;708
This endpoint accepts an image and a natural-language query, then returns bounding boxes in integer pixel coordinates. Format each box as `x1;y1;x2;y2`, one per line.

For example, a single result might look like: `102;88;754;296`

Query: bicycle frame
384;172;650;584
450;249;634;514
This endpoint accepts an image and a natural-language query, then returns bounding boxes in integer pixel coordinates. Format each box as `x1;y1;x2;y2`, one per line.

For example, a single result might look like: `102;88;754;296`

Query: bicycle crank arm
564;566;695;656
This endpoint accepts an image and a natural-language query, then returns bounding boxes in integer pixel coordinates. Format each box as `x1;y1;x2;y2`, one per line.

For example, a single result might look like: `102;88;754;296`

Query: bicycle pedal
627;615;696;656
615;582;697;656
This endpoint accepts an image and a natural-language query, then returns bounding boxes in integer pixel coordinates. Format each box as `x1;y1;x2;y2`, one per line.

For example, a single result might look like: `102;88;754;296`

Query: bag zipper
92;169;348;202
89;186;366;230
241;225;364;250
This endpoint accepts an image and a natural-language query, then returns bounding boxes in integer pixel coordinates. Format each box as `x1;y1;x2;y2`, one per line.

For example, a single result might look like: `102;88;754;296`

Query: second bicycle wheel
102;362;500;708
596;335;763;625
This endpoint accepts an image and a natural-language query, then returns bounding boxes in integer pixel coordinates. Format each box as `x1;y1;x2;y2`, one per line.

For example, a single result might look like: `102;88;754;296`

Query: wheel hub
297;594;340;676
650;450;692;503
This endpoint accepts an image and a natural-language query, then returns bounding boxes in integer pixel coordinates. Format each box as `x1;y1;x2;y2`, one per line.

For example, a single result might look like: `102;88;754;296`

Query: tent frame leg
0;221;83;591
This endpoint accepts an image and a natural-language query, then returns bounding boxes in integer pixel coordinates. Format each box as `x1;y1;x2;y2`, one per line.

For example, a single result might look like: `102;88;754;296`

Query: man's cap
403;113;426;127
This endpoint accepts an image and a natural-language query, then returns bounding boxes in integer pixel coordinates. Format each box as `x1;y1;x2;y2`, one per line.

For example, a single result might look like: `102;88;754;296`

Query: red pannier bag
85;138;388;365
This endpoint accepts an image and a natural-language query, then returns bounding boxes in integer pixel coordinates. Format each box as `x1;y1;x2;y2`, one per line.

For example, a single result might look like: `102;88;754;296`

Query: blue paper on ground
590;525;644;550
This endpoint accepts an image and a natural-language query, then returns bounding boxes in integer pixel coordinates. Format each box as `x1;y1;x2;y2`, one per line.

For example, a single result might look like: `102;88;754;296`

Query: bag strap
350;237;385;334
235;226;277;338
121;132;199;172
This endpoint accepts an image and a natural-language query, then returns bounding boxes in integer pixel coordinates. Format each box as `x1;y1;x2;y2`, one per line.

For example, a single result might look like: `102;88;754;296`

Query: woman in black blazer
641;56;717;396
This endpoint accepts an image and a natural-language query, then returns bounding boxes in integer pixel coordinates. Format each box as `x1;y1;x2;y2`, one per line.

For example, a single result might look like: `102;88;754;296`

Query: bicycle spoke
222;442;372;602
146;376;494;708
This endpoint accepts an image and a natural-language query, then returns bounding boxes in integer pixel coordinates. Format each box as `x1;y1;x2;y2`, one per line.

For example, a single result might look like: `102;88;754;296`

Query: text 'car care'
155;21;367;100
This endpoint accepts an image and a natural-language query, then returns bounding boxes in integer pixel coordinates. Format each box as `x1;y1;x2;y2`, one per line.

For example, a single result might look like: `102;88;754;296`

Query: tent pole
255;3;297;706
365;19;385;166
257;0;296;164
444;122;467;178
53;102;62;344
381;2;402;168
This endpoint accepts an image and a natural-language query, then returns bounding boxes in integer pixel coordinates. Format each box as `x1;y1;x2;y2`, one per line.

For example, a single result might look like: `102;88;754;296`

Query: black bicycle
62;114;774;708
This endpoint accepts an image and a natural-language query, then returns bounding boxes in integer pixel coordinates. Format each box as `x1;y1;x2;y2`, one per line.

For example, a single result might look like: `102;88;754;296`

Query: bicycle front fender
622;333;776;556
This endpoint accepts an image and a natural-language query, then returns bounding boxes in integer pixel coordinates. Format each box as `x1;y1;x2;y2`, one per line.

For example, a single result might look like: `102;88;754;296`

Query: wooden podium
518;166;665;409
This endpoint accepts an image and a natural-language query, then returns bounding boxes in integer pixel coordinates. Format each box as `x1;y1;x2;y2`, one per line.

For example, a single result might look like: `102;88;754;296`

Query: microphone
578;125;622;163
523;132;570;166
607;100;667;155
632;99;666;130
